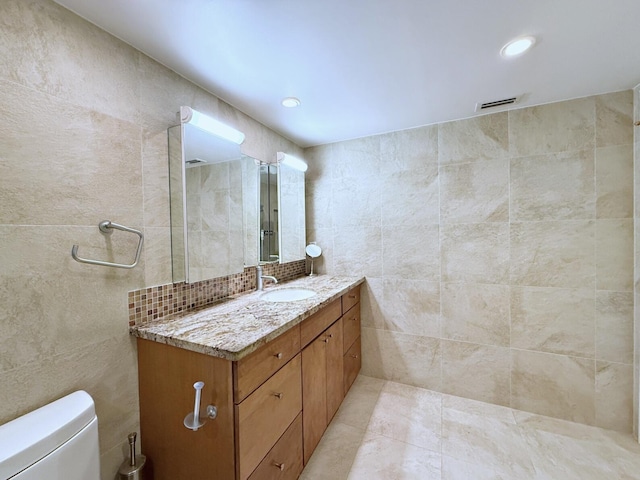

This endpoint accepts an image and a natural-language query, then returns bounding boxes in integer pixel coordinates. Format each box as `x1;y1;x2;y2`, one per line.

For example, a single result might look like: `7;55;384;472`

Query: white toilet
0;390;100;479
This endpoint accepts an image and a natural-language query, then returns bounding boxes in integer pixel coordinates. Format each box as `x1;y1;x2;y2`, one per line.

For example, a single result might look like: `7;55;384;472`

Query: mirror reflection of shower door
259;164;279;262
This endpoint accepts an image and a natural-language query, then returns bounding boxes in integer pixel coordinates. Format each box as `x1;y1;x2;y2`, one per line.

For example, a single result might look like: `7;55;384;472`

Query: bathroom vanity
130;276;363;480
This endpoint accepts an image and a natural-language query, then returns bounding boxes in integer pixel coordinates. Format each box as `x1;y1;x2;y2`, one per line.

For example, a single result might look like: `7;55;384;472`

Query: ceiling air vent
475;96;520;112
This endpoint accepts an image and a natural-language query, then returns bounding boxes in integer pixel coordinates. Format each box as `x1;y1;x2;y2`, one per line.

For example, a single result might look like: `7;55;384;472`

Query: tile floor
300;375;640;479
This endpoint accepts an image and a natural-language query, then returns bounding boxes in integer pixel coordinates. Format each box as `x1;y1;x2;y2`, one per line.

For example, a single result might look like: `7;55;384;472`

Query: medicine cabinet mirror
168;107;306;284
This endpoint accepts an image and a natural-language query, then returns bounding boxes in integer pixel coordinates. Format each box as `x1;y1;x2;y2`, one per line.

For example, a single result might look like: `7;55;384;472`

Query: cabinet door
325;318;344;422
301;335;327;464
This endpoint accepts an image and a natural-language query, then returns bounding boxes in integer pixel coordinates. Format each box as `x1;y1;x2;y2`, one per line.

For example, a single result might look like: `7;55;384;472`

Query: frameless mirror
168;108;306;283
168;115;255;283
259;164;279;262
257;160;306;264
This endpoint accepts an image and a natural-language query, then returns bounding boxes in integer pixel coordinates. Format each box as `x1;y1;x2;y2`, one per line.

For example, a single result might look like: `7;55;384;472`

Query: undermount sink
261;288;317;302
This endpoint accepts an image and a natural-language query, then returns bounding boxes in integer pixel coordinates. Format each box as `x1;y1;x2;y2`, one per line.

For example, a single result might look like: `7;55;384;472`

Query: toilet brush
118;432;147;479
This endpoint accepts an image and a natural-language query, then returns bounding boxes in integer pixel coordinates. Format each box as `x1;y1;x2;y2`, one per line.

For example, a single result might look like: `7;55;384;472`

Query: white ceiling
53;0;640;148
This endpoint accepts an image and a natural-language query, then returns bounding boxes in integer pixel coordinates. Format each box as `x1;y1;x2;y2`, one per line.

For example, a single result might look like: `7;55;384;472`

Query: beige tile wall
0;0;302;477
306;91;635;432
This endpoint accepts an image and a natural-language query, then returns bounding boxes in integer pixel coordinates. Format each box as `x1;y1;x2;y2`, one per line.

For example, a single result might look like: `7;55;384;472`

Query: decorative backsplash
128;260;306;326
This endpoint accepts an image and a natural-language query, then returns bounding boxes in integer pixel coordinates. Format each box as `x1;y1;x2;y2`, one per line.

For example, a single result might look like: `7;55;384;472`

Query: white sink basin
261;288;317;302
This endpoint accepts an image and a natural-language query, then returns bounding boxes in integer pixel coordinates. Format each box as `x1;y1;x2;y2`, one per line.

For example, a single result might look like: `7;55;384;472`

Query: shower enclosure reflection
259;164;279;262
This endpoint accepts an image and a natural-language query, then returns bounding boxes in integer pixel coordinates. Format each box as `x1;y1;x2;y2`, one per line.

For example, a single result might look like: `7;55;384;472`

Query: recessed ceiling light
281;97;301;108
500;36;536;57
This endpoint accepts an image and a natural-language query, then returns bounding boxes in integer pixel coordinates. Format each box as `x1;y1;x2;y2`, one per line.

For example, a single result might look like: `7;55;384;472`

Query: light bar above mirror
276;152;308;172
180;106;245;145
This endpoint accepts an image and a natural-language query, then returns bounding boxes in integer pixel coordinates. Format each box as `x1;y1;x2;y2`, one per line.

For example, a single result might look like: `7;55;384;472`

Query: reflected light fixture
500;36;536;57
277;152;308;172
180;106;245;144
281;97;301;108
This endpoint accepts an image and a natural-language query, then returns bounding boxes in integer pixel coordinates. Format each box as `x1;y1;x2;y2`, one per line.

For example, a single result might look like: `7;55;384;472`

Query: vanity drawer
300;298;342;348
343;336;361;395
341;286;361;314
234;325;301;403
342;303;360;354
236;354;302;480
247;413;303;480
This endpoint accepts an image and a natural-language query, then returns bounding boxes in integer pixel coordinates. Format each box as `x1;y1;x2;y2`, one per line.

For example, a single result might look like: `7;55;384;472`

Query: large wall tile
359;277;384;330
331;135;381;179
382;225;440;281
442;223;509;284
511;286;595;357
438;112;509;165
511;350;595;425
441;283;509;347
333;226;382;277
595;144;633;219
509;97;595;156
510;221;595;288
0;0;140;123
381;278;440;337
442;340;510;407
440;159;509;223
596;291;633;364
361;327;441;391
595;361;633;432
142;130;172;228
596;219;633;291
595;90;634;147
331;176;382;228
510;150;595;221
0;79;143;226
379;124;438;173
143;227;172;287
381;168;439;226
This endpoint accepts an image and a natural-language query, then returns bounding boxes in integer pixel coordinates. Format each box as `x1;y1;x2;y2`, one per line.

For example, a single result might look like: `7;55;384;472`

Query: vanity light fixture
180;106;245;145
500;36;536;57
281;97;301;108
276;152;308;172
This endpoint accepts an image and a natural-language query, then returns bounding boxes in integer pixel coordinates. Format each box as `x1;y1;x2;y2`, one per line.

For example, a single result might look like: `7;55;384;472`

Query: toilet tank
0;390;100;480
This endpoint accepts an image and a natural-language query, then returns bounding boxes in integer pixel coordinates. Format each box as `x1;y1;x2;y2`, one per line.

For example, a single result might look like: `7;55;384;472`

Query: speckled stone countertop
129;275;365;361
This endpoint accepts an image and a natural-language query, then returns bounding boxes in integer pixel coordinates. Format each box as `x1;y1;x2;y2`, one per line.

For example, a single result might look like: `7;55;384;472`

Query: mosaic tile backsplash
128;260;306;326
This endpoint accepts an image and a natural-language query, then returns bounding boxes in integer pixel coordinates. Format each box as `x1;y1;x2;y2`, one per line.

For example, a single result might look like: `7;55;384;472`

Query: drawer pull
348;294;356;299
273;462;285;471
274;352;283;359
274;392;283;399
350;354;359;359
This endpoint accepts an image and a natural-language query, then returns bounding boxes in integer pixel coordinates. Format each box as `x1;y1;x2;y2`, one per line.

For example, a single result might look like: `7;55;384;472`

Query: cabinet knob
273;462;285;471
351;354;359;359
274;352;283;359
274;392;283;399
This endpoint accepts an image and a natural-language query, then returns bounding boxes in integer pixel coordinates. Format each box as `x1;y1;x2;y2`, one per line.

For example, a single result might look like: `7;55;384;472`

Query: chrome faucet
256;265;278;291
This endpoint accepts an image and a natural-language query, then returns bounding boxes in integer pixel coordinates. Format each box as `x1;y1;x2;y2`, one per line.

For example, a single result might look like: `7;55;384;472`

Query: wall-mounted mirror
168;107;307;284
259;164;279;262
257;154;306;264
168;107;252;283
277;159;306;263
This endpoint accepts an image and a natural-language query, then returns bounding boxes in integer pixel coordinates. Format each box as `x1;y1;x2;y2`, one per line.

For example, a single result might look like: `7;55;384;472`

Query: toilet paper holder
183;381;217;431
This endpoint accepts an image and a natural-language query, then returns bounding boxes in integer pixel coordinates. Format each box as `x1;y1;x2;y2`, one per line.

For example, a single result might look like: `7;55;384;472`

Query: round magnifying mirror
305;243;322;258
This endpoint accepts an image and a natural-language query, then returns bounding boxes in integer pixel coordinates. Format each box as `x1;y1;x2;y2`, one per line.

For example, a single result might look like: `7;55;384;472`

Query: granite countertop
129;275;365;361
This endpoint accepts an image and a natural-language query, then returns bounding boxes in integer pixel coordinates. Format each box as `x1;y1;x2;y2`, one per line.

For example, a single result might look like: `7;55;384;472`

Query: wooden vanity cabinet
301;318;343;464
300;285;361;465
136;284;361;480
341;287;361;394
